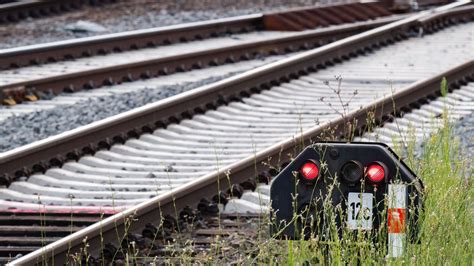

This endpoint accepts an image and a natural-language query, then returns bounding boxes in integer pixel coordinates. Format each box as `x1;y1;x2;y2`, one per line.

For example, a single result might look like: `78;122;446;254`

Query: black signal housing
341;160;364;184
270;142;423;241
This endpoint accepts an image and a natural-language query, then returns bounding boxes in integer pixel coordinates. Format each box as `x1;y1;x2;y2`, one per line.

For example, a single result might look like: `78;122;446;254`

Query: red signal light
300;160;319;181
366;162;386;183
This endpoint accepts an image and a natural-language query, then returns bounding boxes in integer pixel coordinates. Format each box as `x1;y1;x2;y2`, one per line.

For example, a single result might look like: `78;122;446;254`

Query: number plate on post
347;192;373;230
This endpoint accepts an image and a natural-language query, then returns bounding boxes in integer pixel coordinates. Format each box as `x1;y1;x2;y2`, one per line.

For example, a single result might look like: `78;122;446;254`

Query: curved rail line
0;18;400;104
0;1;398;104
2;1;472;263
0;2;395;70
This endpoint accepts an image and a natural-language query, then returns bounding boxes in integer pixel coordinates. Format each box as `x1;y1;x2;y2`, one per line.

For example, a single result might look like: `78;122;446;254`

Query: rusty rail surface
0;0;116;24
0;16;402;104
0;2;471;185
4;1;466;106
0;1;393;70
262;2;393;31
6;1;473;263
0;2;399;104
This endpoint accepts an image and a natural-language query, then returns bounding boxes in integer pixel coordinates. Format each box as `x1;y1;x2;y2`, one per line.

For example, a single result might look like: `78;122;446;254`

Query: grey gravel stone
0;74;236;152
64;20;108;33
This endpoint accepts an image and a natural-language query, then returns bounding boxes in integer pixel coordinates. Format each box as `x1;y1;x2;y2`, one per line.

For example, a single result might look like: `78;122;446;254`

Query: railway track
0;0;116;24
1;1;473;264
0;212;105;263
10;60;473;265
2;2;467;127
0;1;399;110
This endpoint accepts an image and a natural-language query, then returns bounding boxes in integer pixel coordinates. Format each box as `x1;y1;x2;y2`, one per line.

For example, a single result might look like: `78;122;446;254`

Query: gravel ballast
0;75;234;152
0;54;290;152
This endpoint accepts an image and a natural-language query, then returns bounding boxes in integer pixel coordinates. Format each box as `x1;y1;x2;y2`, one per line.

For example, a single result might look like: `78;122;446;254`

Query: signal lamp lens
341;160;363;183
366;162;386;183
300;160;319;181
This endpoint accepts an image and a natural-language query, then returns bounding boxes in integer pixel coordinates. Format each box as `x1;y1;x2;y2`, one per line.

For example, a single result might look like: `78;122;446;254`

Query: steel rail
0;13;263;69
0;1;394;70
0;1;470;185
0;0;115;24
416;3;474;31
0;2;399;104
0;16;403;101
11;57;473;265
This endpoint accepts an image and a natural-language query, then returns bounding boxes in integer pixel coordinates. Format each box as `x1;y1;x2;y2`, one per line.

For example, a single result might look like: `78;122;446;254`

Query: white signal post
387;184;407;258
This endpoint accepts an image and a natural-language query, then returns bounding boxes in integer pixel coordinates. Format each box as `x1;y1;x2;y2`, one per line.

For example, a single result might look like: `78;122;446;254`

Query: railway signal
270;142;424;257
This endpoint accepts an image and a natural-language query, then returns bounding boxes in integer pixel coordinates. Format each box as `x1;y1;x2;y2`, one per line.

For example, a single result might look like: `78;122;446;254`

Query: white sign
347;192;373;230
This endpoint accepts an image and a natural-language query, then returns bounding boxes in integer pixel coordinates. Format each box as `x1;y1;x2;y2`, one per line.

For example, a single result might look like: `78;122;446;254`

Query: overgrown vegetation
129;106;471;265
251;124;470;265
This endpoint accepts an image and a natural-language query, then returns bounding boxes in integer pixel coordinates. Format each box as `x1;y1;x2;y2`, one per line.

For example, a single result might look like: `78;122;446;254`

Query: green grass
402;111;473;265
259;103;472;265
